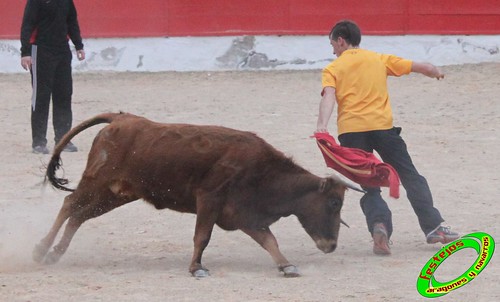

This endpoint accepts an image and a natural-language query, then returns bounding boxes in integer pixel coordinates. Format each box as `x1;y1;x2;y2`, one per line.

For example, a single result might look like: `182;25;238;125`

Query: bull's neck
263;173;321;215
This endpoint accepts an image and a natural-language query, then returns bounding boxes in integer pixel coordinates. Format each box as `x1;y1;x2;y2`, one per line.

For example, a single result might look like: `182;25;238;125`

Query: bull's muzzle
316;239;337;253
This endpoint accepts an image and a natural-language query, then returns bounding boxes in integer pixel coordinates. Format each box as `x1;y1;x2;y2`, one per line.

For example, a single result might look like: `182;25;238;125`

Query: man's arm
411;62;444;80
316;86;336;133
67;0;84;51
20;0;38;70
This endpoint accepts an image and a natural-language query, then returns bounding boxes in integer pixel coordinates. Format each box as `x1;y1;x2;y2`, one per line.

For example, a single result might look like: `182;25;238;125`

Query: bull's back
83;115;275;210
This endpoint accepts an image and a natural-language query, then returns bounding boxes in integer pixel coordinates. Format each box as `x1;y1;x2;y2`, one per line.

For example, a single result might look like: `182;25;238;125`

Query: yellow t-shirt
322;48;412;135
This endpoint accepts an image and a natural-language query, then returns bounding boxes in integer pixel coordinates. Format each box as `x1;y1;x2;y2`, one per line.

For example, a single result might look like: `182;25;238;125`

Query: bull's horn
341;219;350;228
347;184;366;193
328;175;366;193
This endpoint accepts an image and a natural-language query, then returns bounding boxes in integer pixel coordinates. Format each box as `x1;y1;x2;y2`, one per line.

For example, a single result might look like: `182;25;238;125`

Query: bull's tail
46;112;127;192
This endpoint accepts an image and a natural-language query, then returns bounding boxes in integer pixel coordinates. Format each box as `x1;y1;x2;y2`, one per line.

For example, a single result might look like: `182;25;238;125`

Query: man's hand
21;56;32;71
76;49;85;61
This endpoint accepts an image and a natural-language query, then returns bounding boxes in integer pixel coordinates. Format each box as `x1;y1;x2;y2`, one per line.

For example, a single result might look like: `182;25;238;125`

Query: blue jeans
338;127;444;238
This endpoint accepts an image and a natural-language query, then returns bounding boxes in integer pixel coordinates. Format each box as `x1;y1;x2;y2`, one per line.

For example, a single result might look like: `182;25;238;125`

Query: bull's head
296;176;362;253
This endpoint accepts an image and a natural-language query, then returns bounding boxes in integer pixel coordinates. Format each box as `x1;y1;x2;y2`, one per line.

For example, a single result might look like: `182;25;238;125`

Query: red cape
313;132;400;198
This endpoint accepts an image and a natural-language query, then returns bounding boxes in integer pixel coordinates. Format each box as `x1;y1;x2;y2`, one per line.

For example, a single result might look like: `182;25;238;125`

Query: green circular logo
417;232;495;298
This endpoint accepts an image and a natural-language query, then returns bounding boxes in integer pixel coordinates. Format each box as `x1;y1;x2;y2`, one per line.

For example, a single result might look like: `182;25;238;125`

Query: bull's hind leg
37;182;137;265
43;216;85;264
33;193;75;263
242;227;300;277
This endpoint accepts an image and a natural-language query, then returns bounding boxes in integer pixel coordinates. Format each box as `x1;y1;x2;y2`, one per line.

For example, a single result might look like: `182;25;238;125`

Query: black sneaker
426;225;460;244
372;223;391;255
33;145;49;154
62;142;78;152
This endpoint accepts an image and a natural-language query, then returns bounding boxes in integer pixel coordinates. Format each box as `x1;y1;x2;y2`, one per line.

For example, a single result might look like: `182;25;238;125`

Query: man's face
330;37;344;57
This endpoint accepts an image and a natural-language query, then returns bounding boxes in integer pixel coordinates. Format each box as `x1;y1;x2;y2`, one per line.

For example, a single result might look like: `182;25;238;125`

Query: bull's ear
319;177;340;193
318;178;328;193
326;175;365;193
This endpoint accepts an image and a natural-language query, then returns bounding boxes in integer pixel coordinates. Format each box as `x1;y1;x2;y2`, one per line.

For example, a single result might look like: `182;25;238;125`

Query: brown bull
34;112;360;277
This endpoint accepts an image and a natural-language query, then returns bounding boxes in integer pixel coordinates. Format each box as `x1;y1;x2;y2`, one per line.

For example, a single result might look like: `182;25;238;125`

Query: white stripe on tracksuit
31;44;38;111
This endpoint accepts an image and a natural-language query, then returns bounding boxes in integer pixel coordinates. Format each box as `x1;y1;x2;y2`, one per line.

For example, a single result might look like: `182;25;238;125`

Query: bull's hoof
280;265;300;278
192;269;210;278
43;251;62;265
32;243;50;263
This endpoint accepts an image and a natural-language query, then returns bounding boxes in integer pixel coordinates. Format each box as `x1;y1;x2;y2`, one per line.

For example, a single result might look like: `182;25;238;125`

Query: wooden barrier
1;0;499;39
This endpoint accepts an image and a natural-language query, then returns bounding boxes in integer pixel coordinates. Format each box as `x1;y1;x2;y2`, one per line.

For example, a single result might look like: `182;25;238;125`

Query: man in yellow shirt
316;20;459;255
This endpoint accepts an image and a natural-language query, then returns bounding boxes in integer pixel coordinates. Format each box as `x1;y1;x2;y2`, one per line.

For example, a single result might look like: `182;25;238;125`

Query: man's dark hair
329;20;361;47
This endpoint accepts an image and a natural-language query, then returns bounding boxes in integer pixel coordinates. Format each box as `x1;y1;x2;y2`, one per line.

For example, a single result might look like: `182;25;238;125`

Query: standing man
316;20;459;255
20;0;85;154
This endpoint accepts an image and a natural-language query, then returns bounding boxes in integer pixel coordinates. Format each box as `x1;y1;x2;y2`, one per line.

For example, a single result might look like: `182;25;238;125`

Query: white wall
1;35;499;73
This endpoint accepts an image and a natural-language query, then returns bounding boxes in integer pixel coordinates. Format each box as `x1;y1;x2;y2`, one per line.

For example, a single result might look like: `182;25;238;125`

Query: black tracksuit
20;0;84;148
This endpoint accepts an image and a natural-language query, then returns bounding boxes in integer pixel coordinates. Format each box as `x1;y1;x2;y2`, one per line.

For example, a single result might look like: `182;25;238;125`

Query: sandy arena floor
0;63;499;301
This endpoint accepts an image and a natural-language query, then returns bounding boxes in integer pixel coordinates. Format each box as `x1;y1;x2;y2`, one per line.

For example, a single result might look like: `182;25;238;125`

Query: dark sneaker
426;225;460;244
62;142;78;152
33;145;49;154
372;223;391;255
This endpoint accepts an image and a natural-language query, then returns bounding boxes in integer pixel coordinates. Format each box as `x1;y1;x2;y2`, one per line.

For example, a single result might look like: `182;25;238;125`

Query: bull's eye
328;199;339;208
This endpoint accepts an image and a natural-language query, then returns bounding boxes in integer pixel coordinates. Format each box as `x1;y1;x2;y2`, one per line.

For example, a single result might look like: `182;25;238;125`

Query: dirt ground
0;63;499;301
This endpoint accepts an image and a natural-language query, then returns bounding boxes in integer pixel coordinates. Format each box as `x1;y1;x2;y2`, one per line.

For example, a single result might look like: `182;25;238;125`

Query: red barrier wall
1;0;499;39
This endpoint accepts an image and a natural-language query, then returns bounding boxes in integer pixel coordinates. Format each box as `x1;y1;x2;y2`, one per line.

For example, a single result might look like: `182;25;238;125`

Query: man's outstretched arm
411;62;445;80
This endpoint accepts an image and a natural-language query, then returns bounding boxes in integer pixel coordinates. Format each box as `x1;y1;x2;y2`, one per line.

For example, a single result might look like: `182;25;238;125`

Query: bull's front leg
189;201;219;277
189;232;211;278
242;227;300;277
